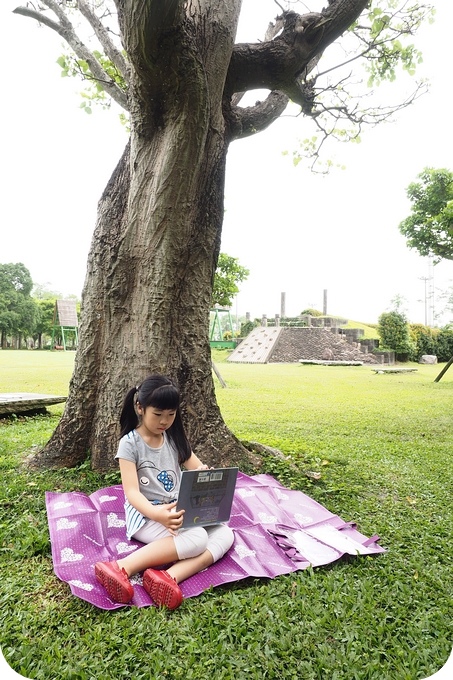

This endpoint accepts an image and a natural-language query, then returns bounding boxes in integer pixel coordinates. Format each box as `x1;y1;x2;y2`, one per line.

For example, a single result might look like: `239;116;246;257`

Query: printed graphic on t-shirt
157;469;176;492
137;460;177;494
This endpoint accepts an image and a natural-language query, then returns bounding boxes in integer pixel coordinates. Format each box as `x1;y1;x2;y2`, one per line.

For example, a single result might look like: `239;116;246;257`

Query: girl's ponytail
119;386;140;438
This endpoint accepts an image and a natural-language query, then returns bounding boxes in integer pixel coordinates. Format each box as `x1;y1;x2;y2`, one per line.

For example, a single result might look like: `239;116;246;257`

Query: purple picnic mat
45;472;385;610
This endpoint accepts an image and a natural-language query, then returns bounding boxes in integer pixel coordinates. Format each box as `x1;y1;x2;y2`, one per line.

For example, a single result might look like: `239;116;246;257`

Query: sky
1;0;452;327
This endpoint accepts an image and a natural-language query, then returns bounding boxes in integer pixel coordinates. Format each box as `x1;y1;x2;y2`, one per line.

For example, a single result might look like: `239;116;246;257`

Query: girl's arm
119;458;160;520
118;458;183;533
183;452;209;470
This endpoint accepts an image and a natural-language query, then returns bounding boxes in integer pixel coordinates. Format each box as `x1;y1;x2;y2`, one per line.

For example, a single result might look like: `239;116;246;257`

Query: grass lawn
1;350;452;679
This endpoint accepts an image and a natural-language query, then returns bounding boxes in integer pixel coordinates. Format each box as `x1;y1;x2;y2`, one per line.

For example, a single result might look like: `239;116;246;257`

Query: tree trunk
33;1;254;472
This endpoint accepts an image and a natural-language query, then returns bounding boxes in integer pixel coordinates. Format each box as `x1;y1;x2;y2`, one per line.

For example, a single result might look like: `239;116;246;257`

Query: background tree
240;318;259;339
0;262;36;349
13;0;433;470
32;284;61;301
408;323;438;361
435;327;453;362
14;297;39;349
378;310;414;360
399;168;453;262
212;253;249;308
301;308;323;317
34;298;57;349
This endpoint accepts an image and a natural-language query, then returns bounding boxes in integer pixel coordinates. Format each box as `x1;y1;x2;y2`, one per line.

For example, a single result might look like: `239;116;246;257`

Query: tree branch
225;1;368;106
77;0;130;85
13;0;129;110
227;90;289;141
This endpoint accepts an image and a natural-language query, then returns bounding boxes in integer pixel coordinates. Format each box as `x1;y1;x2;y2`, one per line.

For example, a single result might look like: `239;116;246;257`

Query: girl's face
141;406;177;437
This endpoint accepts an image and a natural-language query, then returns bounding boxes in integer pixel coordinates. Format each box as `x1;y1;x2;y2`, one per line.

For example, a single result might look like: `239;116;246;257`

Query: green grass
1;350;453;679
0;349;75;395
342;319;379;338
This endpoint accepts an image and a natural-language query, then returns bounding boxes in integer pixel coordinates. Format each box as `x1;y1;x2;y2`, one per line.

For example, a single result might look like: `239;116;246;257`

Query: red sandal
95;560;134;604
142;568;183;609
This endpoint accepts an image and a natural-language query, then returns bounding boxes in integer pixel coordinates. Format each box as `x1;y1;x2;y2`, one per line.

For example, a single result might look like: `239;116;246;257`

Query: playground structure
209;308;236;349
51;300;79;351
227;324;390;365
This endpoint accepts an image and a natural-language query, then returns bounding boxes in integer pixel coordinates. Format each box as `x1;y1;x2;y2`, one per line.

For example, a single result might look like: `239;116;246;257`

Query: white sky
1;0;452;326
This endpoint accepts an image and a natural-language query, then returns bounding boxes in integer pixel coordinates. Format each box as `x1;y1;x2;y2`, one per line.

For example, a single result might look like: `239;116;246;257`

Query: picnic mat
45;472;385;610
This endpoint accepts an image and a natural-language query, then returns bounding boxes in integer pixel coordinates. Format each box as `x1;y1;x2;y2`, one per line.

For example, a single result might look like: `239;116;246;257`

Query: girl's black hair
119;374;191;464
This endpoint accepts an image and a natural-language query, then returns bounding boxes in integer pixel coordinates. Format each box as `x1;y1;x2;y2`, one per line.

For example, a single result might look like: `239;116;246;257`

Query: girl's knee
206;524;235;563
174;527;208;560
220;525;235;551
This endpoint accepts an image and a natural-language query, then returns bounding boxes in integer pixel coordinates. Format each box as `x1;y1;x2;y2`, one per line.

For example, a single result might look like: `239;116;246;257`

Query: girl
94;375;234;609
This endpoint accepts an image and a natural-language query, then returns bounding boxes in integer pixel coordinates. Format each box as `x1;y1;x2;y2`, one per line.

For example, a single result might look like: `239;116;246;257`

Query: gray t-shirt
115;429;182;539
115;429;182;503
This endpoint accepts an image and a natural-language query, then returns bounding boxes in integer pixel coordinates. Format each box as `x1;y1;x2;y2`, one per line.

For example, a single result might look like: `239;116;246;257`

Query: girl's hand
183;452;211;471
152;501;185;535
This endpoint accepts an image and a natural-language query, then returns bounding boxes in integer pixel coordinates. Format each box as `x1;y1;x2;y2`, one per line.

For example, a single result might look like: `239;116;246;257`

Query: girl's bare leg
116;536;178;576
166;549;214;583
117;540;214;584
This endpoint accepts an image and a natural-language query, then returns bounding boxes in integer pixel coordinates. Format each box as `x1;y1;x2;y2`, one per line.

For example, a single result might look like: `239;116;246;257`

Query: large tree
14;0;432;470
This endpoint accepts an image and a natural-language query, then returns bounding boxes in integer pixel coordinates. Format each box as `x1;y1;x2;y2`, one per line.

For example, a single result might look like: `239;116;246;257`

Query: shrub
378;311;415;361
300;308;323;316
240;319;258;338
409;324;439;361
436;328;453;362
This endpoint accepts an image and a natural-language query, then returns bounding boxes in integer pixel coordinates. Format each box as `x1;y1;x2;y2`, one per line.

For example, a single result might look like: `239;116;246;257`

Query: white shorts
132;520;234;563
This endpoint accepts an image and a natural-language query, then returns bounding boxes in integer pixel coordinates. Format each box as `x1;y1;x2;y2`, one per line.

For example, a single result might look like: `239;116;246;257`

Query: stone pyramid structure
228;326;382;365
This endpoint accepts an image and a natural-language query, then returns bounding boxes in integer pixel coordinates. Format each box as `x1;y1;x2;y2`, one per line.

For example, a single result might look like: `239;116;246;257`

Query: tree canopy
0;271;80;348
0;262;37;347
378;309;413;358
14;1;432;164
399;168;453;262
212;254;249;308
12;0;435;471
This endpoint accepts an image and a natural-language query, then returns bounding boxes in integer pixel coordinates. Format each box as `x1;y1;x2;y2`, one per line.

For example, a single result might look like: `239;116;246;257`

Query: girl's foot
143;568;183;609
95;560;134;603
